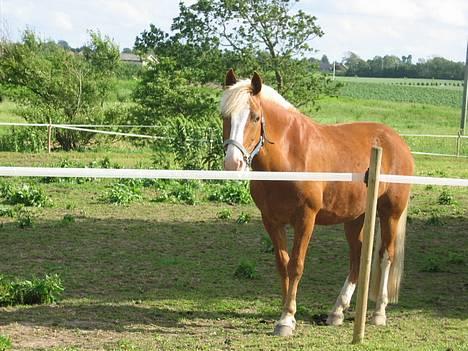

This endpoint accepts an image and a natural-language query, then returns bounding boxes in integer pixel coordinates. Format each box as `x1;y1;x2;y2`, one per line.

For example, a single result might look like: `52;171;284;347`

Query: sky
1;0;467;63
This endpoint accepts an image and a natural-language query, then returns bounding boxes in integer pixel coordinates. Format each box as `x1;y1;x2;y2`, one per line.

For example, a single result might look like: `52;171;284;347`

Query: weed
446;252;465;265
0;274;64;306
65;203;76;210
217;208;232;220
236;212;251;224
0;206;15;218
103;183;142;205
208;181;251;204
427;212;443;226
438;189;456;205
234;260;257;279
15;207;35;228
0;335;12;351
421;256;443;273
261;234;274;253
153;181;198;205
4;183;51;207
170;182;198;205
114;339;141;351
62;214;75;224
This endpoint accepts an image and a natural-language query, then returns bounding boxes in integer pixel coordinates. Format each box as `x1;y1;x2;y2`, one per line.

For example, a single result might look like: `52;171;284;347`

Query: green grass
0;152;466;350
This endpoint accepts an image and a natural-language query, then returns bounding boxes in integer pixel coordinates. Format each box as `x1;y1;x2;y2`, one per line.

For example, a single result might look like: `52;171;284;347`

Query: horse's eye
252;113;260;123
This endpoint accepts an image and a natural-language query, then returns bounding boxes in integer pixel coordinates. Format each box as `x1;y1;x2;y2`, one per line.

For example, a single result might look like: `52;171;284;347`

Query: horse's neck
253;102;318;171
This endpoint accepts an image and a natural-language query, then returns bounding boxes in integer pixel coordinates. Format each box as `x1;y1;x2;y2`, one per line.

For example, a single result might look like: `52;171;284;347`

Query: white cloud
52;11;73;31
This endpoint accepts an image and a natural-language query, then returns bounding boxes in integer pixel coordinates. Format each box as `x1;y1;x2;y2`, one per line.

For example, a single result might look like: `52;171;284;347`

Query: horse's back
316;121;414;176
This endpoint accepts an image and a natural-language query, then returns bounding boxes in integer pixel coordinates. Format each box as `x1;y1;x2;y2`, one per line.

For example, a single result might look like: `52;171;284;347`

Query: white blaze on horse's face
224;107;250;171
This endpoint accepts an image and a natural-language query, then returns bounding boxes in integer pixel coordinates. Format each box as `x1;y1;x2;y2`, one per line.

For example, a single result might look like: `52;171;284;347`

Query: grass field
0;150;467;350
0;77;467;350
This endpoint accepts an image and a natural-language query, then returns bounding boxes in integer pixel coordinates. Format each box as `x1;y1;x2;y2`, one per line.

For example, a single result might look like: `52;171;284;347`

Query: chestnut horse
221;70;414;336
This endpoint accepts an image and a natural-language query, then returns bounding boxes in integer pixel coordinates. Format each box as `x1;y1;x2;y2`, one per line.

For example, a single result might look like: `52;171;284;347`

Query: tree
169;0;335;106
57;40;71;50
0;30;120;150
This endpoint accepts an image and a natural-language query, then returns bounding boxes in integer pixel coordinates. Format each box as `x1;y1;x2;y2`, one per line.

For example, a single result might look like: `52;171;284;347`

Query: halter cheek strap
223;116;272;168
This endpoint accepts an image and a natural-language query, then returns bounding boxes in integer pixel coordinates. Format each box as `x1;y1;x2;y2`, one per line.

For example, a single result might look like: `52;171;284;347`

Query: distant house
120;53;141;65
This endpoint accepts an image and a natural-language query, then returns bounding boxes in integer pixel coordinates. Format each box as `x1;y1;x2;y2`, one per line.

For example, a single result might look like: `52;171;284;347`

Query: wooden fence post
352;146;383;344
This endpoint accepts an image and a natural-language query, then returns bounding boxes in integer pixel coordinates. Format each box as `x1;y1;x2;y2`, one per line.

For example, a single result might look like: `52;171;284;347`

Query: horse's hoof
372;312;386;326
326;312;344;326
274;324;294;337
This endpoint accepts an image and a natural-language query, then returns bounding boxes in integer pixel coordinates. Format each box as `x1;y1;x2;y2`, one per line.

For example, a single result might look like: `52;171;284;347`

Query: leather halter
223;114;273;168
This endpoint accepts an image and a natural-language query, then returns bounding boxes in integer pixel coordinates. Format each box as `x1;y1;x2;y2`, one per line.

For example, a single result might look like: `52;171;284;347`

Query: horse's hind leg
327;215;364;326
371;198;409;326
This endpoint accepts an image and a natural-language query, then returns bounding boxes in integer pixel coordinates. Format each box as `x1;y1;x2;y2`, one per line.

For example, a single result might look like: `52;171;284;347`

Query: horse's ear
225;68;237;88
251;72;262;95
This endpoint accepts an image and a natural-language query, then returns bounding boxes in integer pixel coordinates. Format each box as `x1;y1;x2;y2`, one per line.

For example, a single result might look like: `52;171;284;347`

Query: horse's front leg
262;217;289;305
274;207;316;337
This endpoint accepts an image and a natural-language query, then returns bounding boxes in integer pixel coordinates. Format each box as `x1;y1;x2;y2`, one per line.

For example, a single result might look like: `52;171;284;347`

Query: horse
221;69;414;336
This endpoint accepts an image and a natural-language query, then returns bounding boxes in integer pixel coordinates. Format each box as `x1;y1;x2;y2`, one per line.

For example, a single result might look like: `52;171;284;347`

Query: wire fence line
1;122;467;158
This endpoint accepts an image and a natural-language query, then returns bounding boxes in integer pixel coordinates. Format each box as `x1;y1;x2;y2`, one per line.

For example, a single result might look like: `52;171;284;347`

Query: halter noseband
223;114;272;168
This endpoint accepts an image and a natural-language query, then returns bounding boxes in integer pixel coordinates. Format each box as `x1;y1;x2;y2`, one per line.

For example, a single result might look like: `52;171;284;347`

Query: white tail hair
369;203;408;303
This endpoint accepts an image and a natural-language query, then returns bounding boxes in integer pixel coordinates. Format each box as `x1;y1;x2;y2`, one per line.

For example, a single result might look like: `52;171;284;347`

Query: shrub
0;31;120;150
208;181;251;204
234;260;257;279
0;274;64;306
0;126;46;152
103;182;142;205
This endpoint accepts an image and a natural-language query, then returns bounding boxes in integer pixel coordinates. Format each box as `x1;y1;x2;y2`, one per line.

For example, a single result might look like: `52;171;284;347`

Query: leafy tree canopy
0;30;120;150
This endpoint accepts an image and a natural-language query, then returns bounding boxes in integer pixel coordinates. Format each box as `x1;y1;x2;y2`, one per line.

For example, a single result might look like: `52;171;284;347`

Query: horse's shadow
0;215;465;333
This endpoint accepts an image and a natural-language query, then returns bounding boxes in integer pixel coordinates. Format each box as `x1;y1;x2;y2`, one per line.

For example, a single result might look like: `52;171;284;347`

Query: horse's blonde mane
220;79;294;118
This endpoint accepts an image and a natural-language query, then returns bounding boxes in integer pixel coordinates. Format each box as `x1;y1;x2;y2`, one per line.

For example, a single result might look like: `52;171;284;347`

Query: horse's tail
369;202;408;303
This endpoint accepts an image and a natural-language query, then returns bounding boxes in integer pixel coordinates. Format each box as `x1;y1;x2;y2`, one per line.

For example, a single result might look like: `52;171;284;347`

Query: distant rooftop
120;53;141;64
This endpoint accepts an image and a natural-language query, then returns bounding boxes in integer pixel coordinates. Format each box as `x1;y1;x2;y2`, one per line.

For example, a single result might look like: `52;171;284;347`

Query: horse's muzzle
224;156;247;171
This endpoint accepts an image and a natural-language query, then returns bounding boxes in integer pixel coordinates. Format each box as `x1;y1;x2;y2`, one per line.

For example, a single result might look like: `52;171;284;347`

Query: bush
0;31;120;150
0;127;46;152
0;274;64;306
208;181;251;204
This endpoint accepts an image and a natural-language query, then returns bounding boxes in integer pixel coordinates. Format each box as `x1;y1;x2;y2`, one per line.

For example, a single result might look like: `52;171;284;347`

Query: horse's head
221;69;265;171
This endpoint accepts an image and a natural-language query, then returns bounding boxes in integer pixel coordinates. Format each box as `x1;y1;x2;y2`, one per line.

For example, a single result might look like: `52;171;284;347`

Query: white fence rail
0;167;467;187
